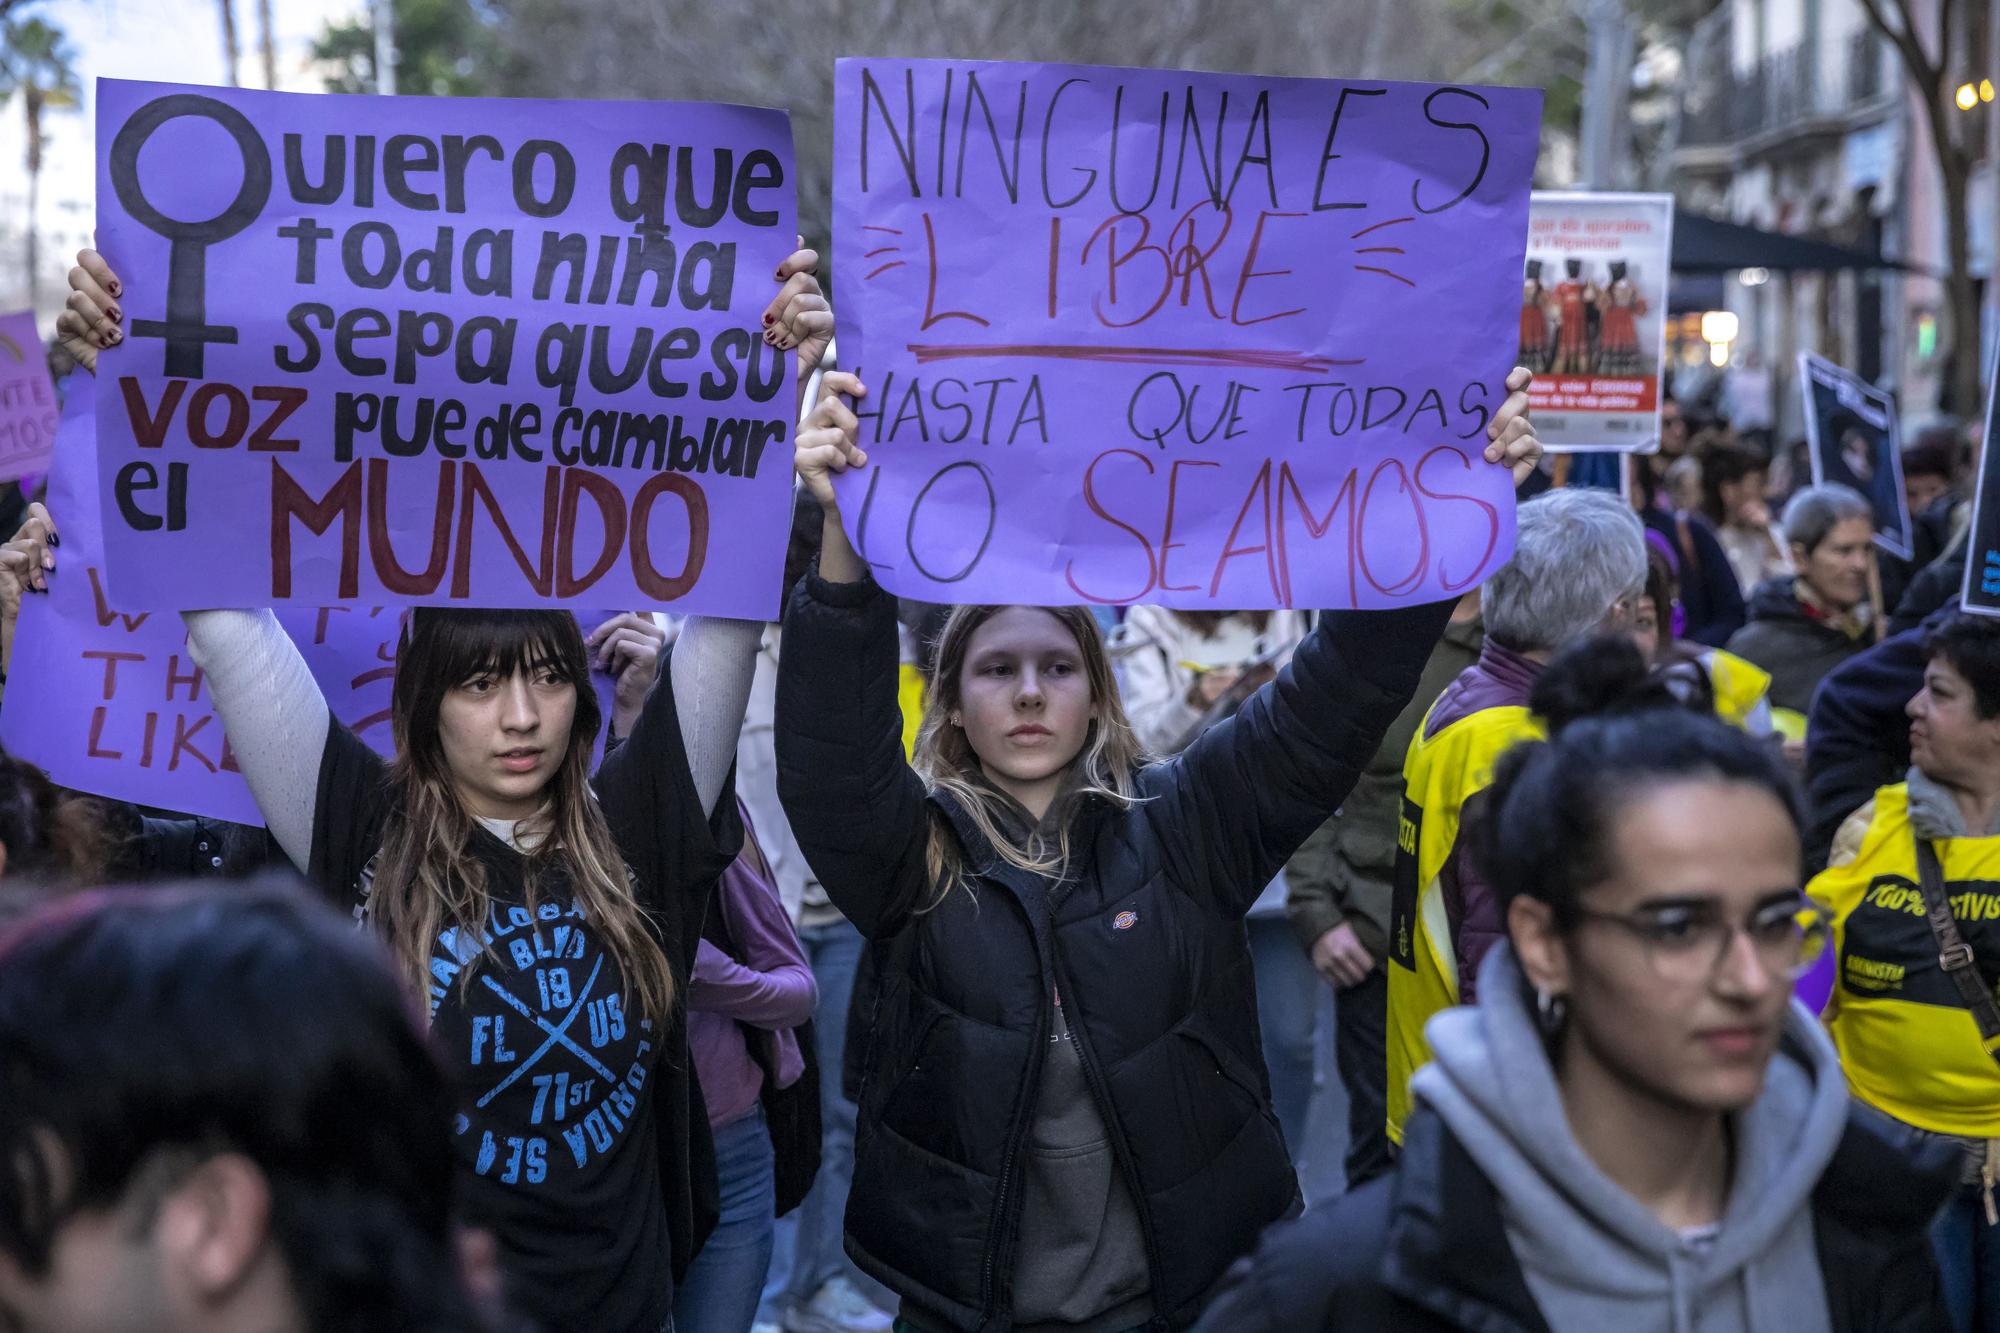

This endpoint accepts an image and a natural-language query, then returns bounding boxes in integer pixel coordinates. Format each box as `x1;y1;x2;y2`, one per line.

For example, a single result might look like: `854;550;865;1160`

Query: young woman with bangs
54;243;835;1333
774;369;1544;1333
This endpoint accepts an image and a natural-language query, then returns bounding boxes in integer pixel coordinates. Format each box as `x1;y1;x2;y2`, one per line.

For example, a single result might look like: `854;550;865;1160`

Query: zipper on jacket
978;910;1052;1328
1048;945;1171;1327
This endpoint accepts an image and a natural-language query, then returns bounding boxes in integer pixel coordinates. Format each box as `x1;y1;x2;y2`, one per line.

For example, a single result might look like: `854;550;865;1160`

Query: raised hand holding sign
830;59;1542;610
93;80;799;617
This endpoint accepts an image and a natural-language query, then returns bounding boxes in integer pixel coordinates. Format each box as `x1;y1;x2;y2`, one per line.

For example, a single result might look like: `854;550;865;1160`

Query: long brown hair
911;605;1146;903
371;610;674;1023
0;747;121;887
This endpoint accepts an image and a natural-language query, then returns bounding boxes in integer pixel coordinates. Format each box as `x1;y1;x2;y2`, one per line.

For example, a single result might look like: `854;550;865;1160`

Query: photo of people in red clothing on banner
1523;192;1673;452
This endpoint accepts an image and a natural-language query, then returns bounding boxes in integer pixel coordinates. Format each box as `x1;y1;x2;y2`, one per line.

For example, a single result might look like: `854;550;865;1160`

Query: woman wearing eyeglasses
1197;636;1955;1333
1813;612;2000;1333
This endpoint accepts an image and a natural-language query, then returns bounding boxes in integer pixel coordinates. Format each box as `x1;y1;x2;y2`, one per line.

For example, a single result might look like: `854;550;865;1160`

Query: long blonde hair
370;610;675;1023
911;605;1146;901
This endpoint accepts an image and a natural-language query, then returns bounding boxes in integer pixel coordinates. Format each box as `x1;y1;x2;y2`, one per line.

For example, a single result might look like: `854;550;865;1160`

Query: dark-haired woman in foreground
775;369;1541;1332
1198;638;1955;1333
55;244;834;1333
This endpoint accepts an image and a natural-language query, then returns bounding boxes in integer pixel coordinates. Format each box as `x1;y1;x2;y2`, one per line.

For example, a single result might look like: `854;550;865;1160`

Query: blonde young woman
54;245;833;1333
1109;606;1321;1159
773;369;1542;1333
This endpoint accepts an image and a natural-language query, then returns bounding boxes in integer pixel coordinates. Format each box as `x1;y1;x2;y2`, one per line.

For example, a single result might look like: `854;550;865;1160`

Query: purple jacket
689;805;816;1129
1422;640;1541;1004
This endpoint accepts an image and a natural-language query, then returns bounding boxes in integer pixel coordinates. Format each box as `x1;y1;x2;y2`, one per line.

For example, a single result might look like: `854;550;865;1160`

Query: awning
1671;209;1910;273
1668;271;1728;314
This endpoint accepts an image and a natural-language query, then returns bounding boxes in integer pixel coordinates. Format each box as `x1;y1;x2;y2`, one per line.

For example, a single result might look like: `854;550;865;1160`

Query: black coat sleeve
593;642;743;972
1137;599;1454;919
1683;516;1748;647
1803;623;1931;873
1889;549;1966;636
774;570;932;940
1810;1102;1959;1333
1193;1186;1396;1333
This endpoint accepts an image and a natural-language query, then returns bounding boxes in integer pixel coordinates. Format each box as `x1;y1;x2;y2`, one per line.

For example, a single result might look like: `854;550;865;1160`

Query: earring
1535;987;1569;1035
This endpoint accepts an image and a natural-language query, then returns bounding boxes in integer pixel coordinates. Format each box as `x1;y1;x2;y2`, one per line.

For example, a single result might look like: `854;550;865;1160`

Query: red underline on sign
905;344;1363;373
1354;265;1418;288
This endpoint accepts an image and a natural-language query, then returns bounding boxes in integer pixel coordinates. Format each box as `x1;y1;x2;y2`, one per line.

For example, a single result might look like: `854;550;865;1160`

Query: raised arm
0;502;57;700
1139;599;1457;917
670;616;763;817
53;251;331;871
773;569;932;940
773;372;932;938
1142;370;1542;917
659;238;834;816
182;609;331;873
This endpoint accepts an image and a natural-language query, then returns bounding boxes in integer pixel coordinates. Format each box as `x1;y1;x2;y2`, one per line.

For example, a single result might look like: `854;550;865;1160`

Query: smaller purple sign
0;311;59;483
2;388;618;827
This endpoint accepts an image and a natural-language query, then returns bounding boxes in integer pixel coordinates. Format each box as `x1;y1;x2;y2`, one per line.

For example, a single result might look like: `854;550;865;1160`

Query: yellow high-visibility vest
1812;784;2000;1138
1384;701;1544;1144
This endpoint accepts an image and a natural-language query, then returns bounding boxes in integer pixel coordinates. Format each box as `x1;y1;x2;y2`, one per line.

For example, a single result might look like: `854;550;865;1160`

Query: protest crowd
0;51;1996;1333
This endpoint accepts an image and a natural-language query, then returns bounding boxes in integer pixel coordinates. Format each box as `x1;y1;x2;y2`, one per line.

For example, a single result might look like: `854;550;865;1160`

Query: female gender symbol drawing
108;93;271;379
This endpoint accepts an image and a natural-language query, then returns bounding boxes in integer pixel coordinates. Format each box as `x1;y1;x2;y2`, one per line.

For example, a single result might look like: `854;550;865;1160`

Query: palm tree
0;17;81;306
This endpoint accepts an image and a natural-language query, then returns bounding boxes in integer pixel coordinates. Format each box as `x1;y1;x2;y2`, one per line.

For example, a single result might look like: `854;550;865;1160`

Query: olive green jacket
1285;613;1485;960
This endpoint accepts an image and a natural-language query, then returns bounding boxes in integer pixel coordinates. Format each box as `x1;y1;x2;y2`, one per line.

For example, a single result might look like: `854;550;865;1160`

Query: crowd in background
0;245;1994;1333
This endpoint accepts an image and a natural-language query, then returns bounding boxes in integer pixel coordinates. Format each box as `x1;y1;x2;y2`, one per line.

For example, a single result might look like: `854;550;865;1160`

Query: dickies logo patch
1112;910;1139;931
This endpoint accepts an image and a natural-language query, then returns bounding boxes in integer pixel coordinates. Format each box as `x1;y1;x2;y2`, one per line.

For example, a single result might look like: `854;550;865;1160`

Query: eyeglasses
1571;894;1831;985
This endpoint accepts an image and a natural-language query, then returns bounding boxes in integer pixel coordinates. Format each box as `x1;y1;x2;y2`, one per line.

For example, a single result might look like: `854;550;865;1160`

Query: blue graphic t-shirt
309;700;738;1333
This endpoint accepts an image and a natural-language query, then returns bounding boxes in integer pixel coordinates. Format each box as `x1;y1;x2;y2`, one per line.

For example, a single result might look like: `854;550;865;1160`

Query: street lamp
1701;310;1739;368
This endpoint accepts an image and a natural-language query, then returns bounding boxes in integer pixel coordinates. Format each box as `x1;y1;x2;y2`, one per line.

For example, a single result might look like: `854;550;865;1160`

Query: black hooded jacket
1725;577;1872;716
774;571;1451;1331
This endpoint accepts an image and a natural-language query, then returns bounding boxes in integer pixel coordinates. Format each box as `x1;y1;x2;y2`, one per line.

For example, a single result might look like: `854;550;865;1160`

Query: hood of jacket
1410;943;1848;1333
1743;577;1870;642
1906;766;2000;839
1744;576;1820;626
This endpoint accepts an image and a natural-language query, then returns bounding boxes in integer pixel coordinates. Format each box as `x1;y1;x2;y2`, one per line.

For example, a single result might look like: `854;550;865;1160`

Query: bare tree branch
1934;0;1956;93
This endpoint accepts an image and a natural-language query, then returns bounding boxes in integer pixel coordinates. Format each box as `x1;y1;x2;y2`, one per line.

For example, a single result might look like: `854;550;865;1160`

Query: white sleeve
183;609;329;873
1116;611;1200;756
669;614;762;818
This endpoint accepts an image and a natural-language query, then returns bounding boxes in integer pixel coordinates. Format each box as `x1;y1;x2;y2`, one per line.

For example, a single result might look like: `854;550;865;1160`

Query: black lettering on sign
109;94;272;377
904;461;997;584
1413;88;1491;215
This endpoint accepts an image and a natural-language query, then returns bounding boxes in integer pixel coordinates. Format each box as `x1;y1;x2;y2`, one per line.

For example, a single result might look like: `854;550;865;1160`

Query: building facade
1673;0;1996;436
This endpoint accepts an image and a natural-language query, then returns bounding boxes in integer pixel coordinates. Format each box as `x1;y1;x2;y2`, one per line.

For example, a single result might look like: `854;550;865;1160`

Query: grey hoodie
1410;943;1850;1333
1906;765;2000;839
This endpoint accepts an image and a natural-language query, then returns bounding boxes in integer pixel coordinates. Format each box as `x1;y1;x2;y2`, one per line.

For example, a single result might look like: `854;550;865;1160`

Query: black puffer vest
775;573;1453;1330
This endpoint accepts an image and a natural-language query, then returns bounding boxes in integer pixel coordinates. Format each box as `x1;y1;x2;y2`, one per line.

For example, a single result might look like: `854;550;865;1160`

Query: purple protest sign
3;387;619;826
831;60;1540;609
92;80;796;617
0;311;59;483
